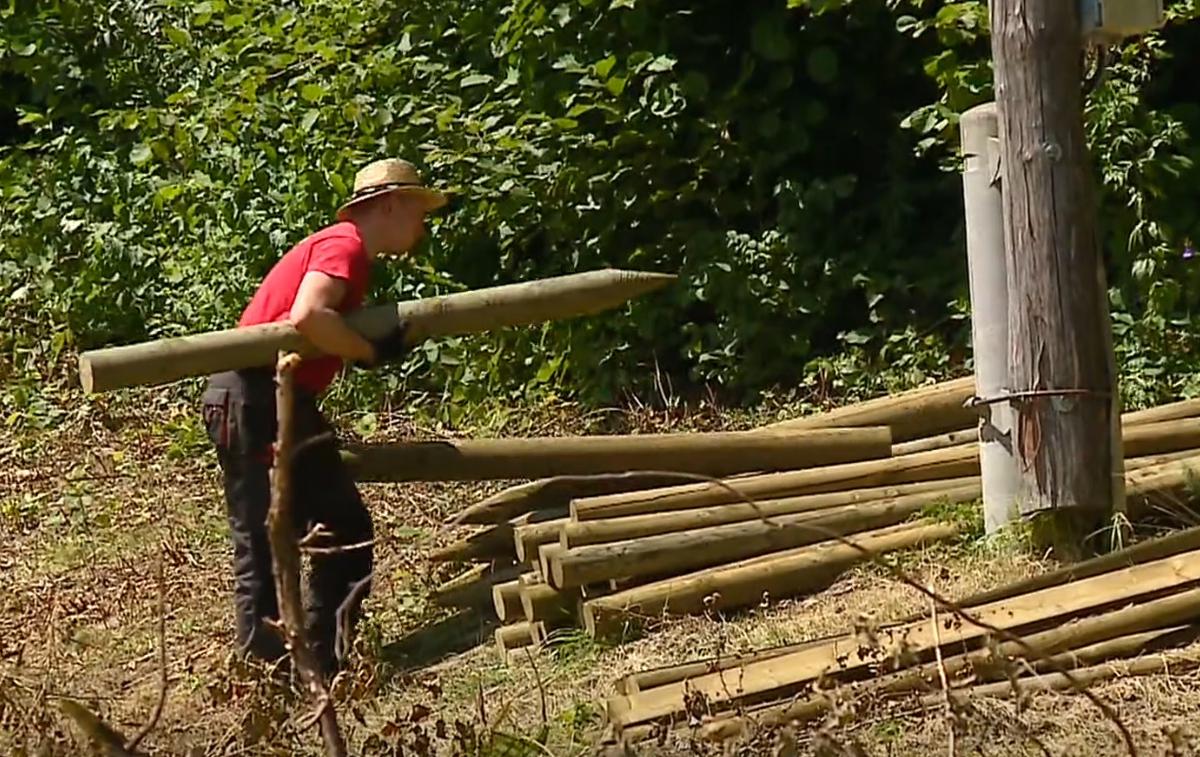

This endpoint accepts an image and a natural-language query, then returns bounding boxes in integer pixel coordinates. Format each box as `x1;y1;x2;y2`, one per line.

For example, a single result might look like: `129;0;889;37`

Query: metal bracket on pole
987;137;1003;188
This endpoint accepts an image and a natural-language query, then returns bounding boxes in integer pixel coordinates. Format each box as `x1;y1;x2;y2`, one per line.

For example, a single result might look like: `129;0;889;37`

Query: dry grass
3;394;1199;756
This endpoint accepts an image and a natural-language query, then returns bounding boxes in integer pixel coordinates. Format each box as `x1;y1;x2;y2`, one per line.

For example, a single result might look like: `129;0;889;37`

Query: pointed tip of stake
612;270;678;288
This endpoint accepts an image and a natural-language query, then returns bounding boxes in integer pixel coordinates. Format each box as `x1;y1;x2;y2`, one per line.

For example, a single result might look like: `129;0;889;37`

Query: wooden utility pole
989;0;1119;553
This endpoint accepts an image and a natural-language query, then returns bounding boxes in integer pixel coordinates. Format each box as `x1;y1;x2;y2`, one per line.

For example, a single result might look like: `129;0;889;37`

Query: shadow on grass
378;609;501;672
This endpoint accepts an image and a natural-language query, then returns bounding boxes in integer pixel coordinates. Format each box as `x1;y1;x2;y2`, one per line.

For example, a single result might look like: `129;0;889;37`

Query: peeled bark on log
695;589;1200;741
491;578;524;623
948;524;1200;616
584;520;961;640
615;635;837;696
431;561;522;610
79;269;675;393
1027;624;1195;675
450;474;690;526
1124;397;1200;427
562;477;978;548
515;518;570;563
610;547;1200;729
555;484;982;589
345;426;892;483
767;376;977;442
891;429;978;457
1124;453;1200;517
572;445;980;521
1120;418;1200;458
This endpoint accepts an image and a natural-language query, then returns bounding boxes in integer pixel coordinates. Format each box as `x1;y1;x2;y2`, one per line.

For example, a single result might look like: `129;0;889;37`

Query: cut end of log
78;355;96;394
581;601;598;638
494;622;535;658
492;579;523;623
550;555;567;590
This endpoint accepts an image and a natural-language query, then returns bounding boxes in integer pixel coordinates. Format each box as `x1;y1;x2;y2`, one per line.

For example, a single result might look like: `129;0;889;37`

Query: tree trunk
990;0;1116;535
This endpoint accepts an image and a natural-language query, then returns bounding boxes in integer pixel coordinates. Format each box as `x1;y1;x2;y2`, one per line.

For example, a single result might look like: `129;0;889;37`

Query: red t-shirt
239;222;370;394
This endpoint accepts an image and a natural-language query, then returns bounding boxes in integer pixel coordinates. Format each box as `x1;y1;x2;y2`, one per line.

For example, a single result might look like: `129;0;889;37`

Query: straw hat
336;158;448;220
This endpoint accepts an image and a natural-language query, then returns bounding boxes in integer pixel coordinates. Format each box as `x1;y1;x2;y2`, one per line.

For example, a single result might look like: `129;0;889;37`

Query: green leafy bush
3;0;1200;422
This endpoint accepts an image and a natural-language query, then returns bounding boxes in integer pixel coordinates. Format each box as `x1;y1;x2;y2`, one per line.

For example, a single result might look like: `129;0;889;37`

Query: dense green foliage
3;0;1200;425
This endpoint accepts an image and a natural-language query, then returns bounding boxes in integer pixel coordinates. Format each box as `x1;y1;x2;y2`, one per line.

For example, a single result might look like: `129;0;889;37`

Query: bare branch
928;589;956;757
268;351;347;757
334;572;373;666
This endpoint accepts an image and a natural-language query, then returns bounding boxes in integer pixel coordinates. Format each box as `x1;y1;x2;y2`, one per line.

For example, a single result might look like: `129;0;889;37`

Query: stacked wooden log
605;526;1200;745
432;378;1200;663
425;424;896;657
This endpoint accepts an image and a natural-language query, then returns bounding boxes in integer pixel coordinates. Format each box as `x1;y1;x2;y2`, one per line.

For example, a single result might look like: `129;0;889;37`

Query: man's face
379;193;428;256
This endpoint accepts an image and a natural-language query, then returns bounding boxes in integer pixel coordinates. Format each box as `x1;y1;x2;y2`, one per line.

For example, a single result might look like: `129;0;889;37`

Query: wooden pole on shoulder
78;269;675;393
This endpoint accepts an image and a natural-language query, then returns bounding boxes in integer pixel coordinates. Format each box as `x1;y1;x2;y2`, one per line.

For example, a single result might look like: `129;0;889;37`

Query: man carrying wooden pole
987;1;1161;553
200;158;444;674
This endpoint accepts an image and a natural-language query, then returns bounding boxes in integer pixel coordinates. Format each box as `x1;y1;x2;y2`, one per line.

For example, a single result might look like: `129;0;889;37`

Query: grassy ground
2;391;1199;756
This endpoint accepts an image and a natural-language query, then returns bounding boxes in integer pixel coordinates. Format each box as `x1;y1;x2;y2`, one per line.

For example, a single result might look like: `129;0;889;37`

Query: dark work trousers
201;368;373;674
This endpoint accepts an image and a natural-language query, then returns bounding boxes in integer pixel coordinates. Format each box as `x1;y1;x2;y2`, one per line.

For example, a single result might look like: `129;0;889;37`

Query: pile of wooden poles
605;526;1200;745
426;377;1200;662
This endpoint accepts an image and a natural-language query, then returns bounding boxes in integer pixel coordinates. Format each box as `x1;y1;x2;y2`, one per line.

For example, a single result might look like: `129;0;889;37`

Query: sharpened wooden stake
570;425;1200;521
582;520;961;639
555;484;982;588
560;477;978;548
450;474;689;525
344;427;893;483
571;445;980;521
79;269;676;393
431;561;523;610
768;376;977;442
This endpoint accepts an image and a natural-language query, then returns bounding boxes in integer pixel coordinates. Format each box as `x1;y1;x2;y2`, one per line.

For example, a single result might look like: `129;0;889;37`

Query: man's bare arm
289;271;375;364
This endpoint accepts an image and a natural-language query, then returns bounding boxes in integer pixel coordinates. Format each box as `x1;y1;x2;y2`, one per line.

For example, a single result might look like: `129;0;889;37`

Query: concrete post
960;102;1018;533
